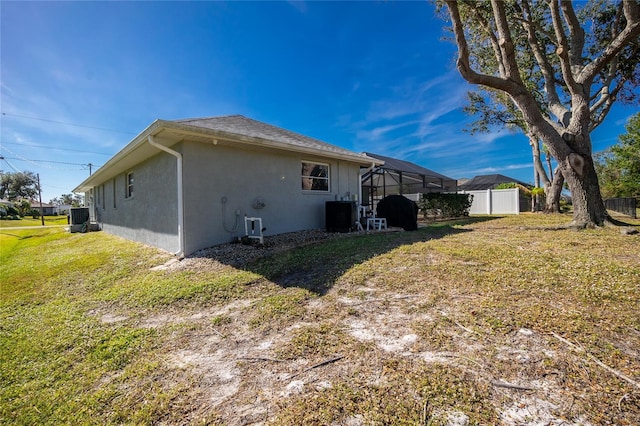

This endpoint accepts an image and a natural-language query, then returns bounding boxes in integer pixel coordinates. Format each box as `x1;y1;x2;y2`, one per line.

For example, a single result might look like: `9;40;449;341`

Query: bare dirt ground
101;225;639;425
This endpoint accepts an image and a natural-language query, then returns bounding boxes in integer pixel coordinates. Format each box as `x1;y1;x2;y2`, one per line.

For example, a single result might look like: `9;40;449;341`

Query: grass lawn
1;214;639;425
0;215;69;228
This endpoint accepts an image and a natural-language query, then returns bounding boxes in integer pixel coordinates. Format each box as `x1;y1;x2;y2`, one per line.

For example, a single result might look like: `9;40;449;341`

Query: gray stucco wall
86;139;363;256
181;141;361;255
90;148;180;254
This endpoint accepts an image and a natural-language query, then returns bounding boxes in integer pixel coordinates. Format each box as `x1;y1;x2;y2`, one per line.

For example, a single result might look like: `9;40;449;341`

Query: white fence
460;188;521;215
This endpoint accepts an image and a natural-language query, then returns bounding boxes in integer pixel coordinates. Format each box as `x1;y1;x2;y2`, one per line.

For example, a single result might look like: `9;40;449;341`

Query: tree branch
559;0;585;71
590;83;623;132
445;1;520;92
520;0;569;126
490;0;523;82
467;5;505;77
549;0;581;96
579;1;640;84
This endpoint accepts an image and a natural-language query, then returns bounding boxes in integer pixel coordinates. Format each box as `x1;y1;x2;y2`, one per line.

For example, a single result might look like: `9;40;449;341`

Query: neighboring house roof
74;115;382;193
29;200;55;208
458;174;531;191
363;152;455;181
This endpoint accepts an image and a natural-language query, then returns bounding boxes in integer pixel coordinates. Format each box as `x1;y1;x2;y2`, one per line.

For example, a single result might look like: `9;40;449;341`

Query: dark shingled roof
174;115;371;160
458;174;531;191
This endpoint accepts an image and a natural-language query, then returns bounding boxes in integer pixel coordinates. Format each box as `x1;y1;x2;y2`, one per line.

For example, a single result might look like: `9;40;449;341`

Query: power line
0;141;113;156
1;156;22;173
1;157;98;167
1;112;137;135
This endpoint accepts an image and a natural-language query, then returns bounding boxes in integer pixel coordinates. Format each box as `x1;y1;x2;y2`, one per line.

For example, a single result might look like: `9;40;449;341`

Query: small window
101;184;105;209
301;161;329;192
112;179;117;209
126;172;134;198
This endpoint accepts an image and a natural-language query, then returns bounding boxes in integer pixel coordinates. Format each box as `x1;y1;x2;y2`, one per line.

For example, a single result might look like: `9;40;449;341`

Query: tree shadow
240;217;499;296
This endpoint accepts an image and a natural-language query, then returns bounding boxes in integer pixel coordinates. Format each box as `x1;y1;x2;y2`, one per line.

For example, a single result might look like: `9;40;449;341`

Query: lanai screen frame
360;153;458;208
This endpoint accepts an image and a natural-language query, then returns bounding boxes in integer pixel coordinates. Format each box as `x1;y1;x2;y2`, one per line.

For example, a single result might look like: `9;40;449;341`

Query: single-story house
73;115;382;257
361;152;457;207
457;174;531;191
29;200;58;216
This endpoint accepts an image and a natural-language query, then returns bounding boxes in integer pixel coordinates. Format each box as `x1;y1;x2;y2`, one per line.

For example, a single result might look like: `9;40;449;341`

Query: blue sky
1;1;635;203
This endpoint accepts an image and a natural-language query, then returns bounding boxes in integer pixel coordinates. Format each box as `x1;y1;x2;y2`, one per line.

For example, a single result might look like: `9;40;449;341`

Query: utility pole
37;173;45;226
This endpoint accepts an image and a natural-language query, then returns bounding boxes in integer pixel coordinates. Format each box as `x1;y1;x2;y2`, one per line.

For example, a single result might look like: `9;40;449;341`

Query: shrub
418;193;473;219
6;205;20;216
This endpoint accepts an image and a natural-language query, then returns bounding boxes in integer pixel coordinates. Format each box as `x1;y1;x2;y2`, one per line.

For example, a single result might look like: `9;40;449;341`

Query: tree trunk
556;154;609;227
544;168;564;213
545;151;553;180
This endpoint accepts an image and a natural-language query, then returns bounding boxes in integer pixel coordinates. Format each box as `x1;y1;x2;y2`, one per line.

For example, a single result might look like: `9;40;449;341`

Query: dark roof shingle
174;115;365;158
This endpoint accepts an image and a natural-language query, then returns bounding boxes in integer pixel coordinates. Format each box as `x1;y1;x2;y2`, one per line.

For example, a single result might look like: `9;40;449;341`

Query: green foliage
494;182;517;190
50;193;84;207
418;193;473;219
495;182;534;197
0;170;39;200
596;112;640;198
531;186;545;197
16;200;32;217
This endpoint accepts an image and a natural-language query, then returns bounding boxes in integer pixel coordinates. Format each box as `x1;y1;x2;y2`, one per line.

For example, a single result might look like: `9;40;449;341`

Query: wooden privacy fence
604;197;637;218
459;188;523;215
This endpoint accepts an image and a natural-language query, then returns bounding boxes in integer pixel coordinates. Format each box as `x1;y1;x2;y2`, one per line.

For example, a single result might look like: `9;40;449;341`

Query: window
126;172;134;198
101;184;105;210
301;161;329;191
112;179;117;209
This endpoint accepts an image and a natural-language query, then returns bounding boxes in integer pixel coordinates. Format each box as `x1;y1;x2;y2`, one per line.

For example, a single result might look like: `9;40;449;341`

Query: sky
1;1;636;204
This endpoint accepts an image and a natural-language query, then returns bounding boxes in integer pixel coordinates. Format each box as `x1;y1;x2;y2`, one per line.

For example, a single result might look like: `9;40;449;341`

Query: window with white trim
301;161;329;192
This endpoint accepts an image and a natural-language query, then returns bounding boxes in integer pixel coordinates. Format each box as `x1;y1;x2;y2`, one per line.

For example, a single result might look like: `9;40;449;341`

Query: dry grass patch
2;214;639;425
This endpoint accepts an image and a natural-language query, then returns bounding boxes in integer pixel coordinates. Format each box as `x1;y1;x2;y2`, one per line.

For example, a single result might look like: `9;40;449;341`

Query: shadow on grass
241;217;498;296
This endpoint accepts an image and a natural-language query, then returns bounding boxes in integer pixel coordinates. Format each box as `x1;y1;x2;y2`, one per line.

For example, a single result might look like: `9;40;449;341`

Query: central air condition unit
325;201;356;233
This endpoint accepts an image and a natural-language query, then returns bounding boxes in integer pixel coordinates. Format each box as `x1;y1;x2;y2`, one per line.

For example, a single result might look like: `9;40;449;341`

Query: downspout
148;135;185;258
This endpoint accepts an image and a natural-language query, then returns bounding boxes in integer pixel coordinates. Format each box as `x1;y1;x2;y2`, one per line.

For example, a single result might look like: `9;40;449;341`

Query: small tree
50;193;84;207
595;112;640;199
16;200;32;217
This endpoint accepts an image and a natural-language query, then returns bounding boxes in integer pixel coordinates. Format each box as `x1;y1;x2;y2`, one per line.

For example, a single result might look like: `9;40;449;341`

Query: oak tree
442;0;640;227
0;170;39;201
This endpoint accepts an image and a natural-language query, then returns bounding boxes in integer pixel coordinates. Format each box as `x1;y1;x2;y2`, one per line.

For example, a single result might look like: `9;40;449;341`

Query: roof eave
73;120;382;193
159;120;382;166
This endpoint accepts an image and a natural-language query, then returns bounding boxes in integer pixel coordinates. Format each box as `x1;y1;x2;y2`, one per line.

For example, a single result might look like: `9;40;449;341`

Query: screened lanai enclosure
361;152;457;209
